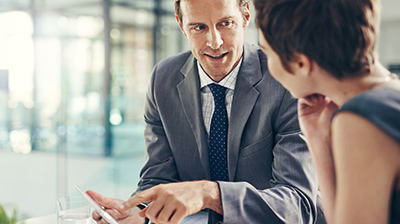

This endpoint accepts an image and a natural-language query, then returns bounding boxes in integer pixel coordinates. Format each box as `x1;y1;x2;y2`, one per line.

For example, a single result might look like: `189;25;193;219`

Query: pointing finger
119;188;156;211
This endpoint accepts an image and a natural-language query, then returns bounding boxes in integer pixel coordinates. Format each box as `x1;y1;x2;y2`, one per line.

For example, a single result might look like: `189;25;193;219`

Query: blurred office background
0;0;399;220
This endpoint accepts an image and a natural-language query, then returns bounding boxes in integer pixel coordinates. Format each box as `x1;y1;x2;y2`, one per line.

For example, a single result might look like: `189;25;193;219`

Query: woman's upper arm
331;112;400;224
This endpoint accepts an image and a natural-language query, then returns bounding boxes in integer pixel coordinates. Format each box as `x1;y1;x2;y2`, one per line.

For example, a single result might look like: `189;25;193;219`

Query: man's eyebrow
187;22;204;27
187;16;236;27
219;16;235;21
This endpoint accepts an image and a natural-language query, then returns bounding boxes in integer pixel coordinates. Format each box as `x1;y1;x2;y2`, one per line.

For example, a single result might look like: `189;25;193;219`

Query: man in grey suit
88;0;324;223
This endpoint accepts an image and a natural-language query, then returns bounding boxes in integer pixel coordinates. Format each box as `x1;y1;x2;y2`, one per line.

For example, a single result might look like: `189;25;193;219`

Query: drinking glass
56;196;92;224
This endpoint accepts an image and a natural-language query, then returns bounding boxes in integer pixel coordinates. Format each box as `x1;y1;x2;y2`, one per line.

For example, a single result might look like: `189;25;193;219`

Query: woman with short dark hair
254;0;400;223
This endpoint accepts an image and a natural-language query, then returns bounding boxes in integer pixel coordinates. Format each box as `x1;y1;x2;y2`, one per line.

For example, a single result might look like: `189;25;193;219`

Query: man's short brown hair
175;0;250;23
254;0;381;79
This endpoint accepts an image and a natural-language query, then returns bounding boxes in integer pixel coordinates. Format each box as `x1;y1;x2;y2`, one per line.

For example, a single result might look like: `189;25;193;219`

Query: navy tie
208;84;229;181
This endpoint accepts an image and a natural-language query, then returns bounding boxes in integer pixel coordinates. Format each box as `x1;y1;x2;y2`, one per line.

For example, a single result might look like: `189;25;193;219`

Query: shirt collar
198;57;242;91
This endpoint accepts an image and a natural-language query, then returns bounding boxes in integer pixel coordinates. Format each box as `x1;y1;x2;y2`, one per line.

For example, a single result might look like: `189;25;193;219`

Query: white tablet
75;185;119;224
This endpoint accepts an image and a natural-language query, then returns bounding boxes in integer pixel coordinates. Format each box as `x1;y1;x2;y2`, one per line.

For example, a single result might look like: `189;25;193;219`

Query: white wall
379;0;400;67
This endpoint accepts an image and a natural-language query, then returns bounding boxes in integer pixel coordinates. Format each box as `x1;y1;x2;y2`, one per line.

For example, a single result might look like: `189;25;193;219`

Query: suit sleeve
218;90;319;224
132;64;181;195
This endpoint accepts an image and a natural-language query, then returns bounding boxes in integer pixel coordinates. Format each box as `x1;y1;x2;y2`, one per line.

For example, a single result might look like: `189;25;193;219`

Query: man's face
177;0;250;82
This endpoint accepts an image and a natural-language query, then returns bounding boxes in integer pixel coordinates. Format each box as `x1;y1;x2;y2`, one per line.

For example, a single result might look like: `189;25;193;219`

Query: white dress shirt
198;58;242;135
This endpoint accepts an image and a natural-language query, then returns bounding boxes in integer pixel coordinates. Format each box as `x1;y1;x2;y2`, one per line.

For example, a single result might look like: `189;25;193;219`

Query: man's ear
292;53;313;77
175;15;187;36
243;3;251;29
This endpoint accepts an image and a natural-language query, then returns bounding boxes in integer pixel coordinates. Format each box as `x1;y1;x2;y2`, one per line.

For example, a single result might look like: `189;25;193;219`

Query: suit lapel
228;43;262;180
176;55;211;179
176;44;263;181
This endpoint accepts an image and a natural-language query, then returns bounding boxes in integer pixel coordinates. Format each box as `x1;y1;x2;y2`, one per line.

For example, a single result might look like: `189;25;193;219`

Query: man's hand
119;181;221;224
86;190;145;224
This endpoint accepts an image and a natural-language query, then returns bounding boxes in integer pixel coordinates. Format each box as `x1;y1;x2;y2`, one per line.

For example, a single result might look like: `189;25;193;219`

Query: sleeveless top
337;87;400;224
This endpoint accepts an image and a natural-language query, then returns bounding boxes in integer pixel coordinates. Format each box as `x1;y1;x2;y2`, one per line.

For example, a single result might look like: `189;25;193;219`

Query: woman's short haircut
254;0;381;79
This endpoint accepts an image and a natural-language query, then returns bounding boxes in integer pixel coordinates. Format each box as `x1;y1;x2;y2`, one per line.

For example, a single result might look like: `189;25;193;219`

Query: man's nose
206;28;223;50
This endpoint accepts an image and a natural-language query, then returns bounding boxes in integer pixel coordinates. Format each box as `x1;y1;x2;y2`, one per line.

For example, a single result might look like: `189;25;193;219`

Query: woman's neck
318;62;395;107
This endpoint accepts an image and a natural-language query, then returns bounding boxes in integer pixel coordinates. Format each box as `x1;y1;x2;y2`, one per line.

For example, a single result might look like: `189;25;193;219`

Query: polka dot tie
208;84;229;181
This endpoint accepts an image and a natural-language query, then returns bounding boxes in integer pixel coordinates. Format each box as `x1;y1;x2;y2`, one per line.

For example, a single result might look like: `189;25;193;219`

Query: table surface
23;211;208;224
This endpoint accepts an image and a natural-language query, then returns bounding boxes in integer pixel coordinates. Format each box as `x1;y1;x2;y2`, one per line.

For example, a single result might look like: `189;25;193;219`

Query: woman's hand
298;94;338;142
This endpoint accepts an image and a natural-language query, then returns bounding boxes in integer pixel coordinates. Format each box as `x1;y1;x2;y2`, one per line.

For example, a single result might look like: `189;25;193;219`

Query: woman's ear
291;53;313;77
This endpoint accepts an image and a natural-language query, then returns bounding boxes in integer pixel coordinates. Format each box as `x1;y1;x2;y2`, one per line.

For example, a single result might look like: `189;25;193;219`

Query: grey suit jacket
135;42;321;223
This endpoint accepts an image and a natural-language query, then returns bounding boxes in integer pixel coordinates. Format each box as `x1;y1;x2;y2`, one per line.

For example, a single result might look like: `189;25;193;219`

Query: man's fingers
86;190;127;223
98;218;109;224
138;207;147;218
156;204;177;223
92;210;102;222
86;190;107;205
106;208;122;220
169;207;187;224
144;200;164;223
120;189;156;211
86;190;122;209
92;210;108;224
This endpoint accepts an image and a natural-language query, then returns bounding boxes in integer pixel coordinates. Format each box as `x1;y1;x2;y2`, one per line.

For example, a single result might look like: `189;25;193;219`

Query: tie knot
208;84;226;99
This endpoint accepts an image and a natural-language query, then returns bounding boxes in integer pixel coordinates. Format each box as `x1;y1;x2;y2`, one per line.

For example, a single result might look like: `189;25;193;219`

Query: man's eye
222;21;231;26
194;25;205;31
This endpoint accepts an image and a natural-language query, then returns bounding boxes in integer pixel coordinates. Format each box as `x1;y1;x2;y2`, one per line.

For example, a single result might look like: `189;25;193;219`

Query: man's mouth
205;52;228;59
